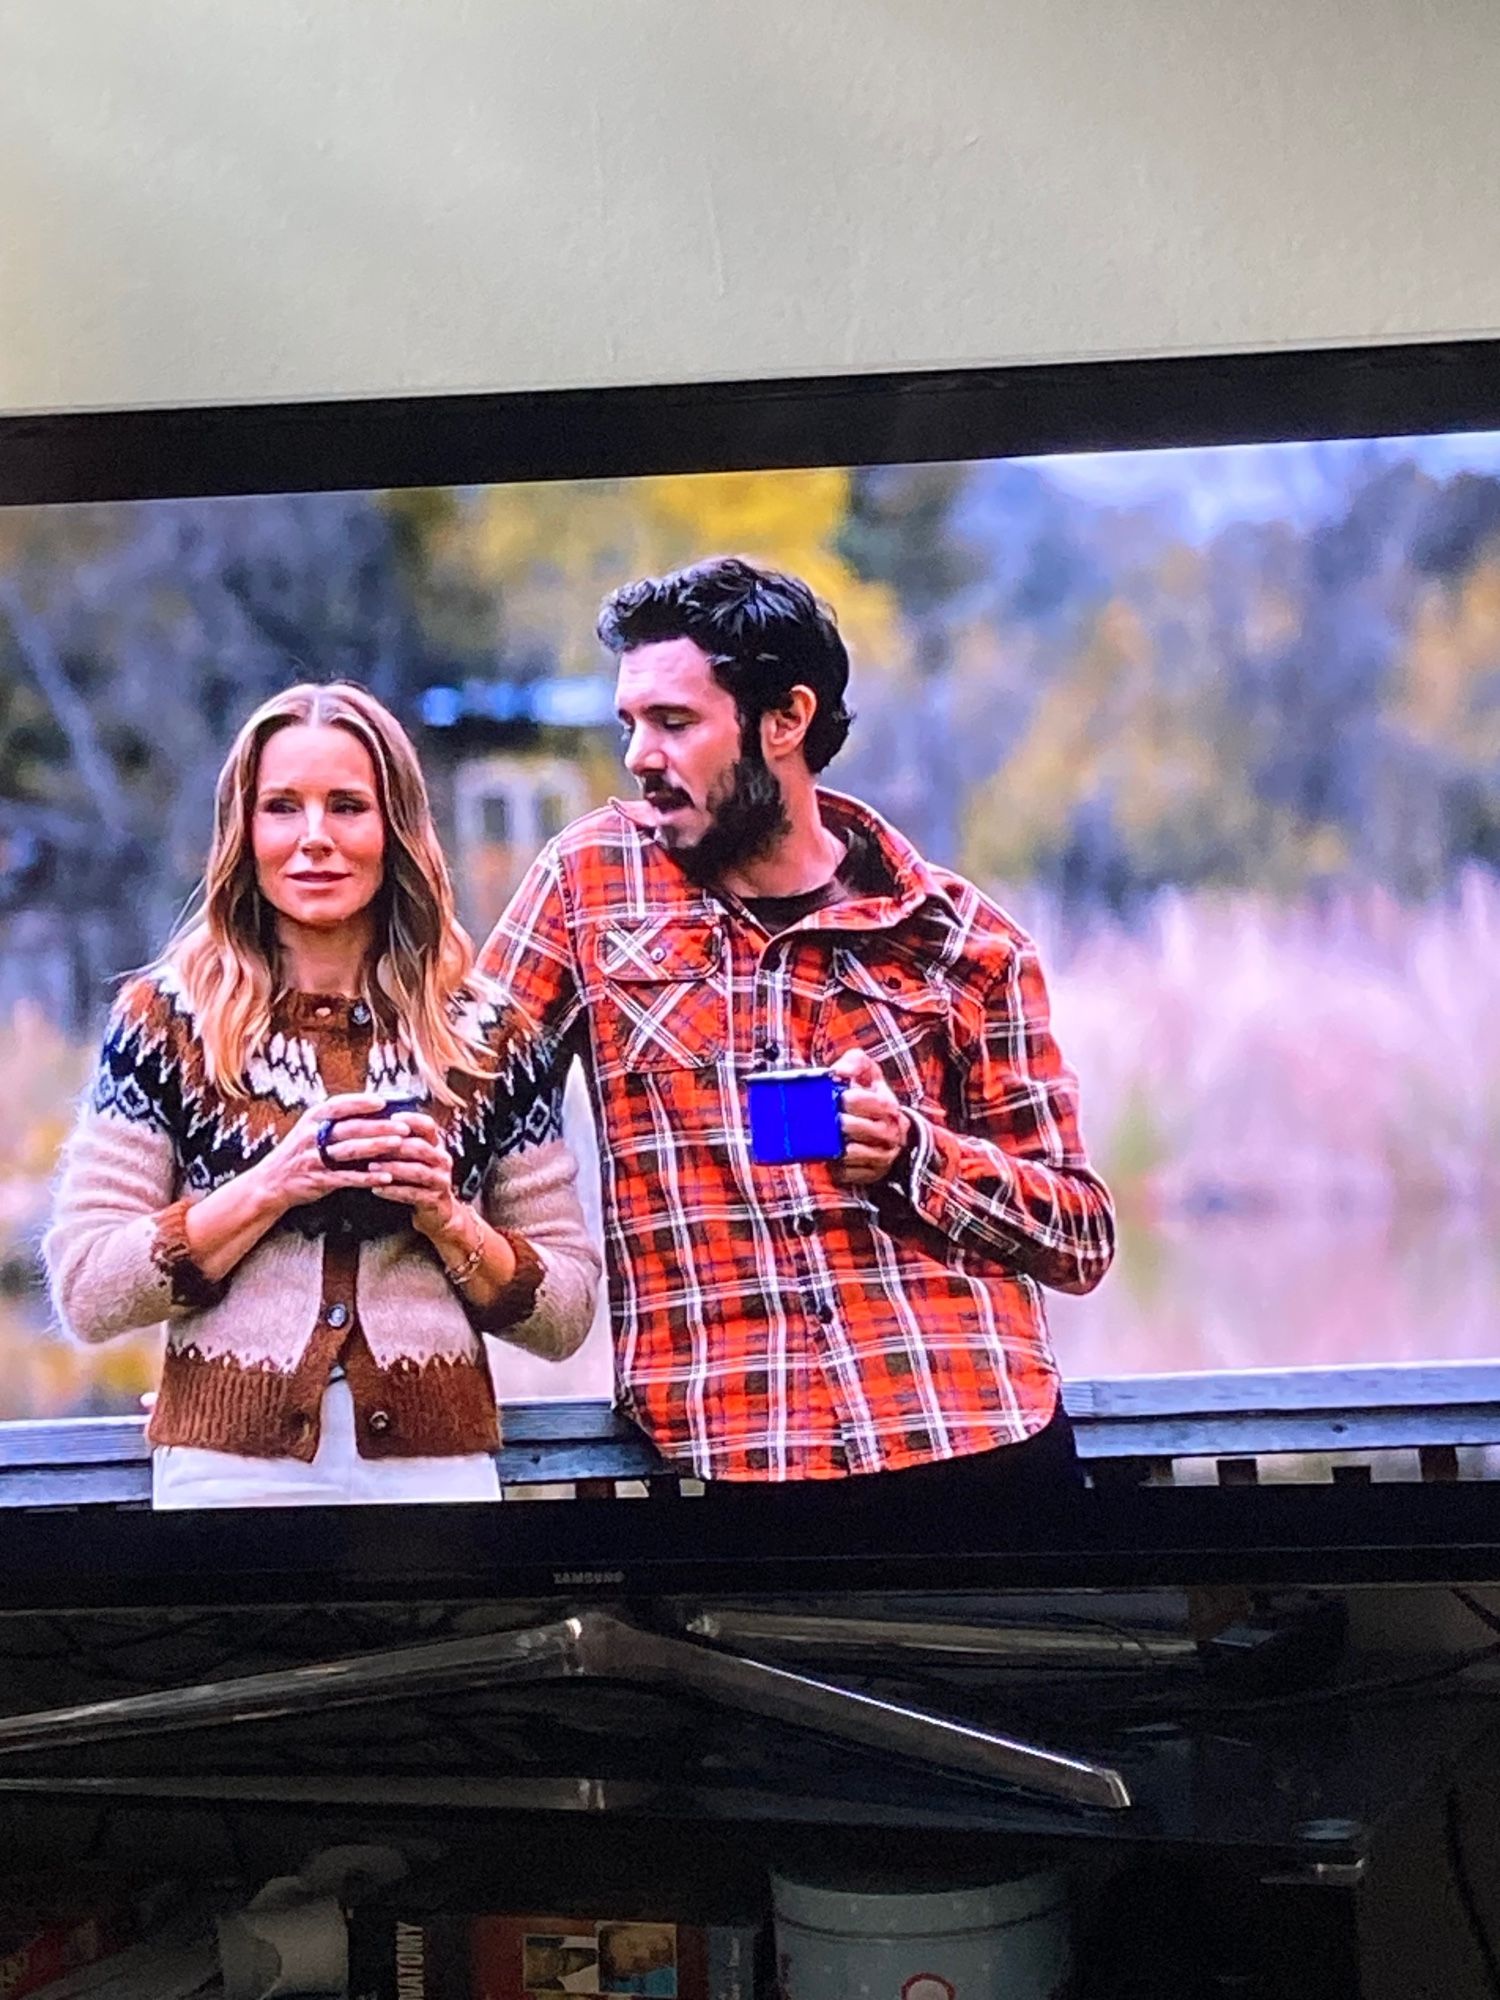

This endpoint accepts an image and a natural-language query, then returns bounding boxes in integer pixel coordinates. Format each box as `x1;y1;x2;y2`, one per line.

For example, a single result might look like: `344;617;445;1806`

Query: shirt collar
812;788;958;920
607;787;957;928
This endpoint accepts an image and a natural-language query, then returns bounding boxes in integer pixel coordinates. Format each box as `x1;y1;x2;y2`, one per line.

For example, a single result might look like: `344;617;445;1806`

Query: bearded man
482;556;1114;1499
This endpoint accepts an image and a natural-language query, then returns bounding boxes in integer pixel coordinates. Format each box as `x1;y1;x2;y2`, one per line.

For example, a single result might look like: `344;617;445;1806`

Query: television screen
2;345;1499;1601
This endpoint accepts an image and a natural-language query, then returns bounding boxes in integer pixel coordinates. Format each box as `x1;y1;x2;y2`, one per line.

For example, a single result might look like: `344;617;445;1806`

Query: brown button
290;1410;314;1436
368;1409;392;1434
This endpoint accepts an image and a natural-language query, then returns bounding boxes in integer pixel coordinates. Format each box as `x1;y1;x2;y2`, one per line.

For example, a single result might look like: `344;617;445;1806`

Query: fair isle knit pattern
44;971;601;1463
93;965;563;1209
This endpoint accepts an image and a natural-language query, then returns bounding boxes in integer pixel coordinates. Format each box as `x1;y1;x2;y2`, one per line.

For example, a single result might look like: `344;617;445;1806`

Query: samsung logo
553;1569;626;1585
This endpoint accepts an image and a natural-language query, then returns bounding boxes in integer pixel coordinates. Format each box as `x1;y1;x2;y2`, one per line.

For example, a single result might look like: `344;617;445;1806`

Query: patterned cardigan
43;969;601;1463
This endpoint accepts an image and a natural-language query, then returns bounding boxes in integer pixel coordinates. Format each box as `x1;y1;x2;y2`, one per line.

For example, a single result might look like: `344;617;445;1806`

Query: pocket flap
831;944;948;1015
594;918;723;983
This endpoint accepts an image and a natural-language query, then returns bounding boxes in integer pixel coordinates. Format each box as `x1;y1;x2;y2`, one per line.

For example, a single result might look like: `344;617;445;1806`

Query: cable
1445;1786;1500;1998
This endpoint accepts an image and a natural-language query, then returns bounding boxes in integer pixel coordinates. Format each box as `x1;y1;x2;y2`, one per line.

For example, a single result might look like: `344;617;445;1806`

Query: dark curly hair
596;556;853;772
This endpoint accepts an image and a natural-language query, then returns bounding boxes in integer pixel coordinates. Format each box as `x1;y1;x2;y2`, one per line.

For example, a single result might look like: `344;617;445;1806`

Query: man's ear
759;685;816;764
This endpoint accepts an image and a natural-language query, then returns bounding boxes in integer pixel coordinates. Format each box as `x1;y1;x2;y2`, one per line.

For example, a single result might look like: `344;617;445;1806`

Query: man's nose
624;731;664;777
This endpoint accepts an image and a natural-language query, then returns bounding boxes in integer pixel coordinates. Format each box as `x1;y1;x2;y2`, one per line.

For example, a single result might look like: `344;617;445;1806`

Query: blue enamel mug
747;1067;848;1165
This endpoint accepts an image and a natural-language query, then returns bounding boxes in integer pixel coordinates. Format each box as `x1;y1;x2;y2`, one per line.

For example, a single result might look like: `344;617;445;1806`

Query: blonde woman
44;682;599;1509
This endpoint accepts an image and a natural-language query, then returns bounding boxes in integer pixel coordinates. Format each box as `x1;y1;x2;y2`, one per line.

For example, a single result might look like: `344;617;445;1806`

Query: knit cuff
150;1198;231;1310
461;1227;546;1335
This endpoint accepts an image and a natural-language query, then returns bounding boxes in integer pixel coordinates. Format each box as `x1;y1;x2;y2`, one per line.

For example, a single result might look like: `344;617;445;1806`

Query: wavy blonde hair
161;682;495;1107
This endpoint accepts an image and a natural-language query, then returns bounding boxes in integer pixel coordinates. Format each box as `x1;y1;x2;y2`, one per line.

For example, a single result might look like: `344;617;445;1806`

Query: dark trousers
840;1402;1085;1502
705;1402;1084;1507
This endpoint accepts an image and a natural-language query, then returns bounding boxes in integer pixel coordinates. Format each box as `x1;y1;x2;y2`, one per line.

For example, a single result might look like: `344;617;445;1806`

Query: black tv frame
2;336;1500;1610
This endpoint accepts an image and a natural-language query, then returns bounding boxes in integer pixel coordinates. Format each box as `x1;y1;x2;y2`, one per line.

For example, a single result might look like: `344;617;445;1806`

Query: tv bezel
3;336;1500;1610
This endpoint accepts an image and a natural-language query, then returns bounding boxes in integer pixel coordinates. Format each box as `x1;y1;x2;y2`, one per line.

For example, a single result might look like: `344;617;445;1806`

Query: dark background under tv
2;335;1500;1610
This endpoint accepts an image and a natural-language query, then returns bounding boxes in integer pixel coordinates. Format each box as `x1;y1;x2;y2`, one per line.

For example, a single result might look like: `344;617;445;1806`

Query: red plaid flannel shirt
481;789;1115;1481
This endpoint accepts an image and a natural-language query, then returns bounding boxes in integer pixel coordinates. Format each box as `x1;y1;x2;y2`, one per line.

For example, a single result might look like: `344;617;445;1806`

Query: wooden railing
3;1361;1499;1505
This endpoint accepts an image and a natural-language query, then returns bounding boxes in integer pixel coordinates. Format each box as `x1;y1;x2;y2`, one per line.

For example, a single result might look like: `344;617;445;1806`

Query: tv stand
0;1602;1131;1811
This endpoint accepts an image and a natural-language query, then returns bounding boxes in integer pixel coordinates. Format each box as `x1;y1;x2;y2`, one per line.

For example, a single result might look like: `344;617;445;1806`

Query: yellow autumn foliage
1396;552;1500;760
454;468;905;684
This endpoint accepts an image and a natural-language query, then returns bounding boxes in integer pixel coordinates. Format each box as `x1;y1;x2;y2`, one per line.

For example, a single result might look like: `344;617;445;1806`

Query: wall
2;0;1499;414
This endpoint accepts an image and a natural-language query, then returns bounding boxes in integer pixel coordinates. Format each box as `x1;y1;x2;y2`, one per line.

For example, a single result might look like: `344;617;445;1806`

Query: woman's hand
253;1093;401;1217
356;1110;461;1240
181;1093;400;1284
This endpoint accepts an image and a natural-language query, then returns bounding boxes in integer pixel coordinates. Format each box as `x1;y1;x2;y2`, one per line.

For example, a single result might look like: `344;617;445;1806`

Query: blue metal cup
747;1068;848;1165
335;1094;427;1173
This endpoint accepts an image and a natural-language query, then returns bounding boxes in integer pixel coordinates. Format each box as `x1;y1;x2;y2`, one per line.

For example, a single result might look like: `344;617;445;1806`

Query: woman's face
251;724;387;935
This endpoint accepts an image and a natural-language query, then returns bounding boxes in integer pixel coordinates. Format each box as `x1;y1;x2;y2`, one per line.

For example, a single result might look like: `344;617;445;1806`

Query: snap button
650;946;666;963
325;1301;349;1330
368;1409;392;1434
813;1302;834;1323
760;1042;780;1062
885;974;902;991
795;1214;816;1235
351;1000;371;1025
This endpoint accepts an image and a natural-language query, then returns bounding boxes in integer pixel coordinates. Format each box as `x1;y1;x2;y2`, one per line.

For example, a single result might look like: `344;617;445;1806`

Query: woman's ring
316;1119;338;1170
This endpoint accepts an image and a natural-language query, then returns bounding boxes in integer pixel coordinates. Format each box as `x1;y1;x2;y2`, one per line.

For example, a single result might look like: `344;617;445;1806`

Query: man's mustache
641;781;692;808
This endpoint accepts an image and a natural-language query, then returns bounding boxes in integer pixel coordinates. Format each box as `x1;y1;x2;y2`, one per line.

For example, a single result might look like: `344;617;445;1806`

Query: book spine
707;1922;761;2000
349;1913;450;2000
348;1911;396;2000
348;1910;763;2000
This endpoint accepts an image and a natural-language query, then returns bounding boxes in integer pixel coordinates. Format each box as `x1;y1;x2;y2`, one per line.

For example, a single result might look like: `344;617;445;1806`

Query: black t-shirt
736;826;886;934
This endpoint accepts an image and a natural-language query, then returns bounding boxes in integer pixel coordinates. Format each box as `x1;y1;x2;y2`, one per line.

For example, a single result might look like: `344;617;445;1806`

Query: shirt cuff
885;1105;936;1205
461;1228;546;1335
149;1198;231;1310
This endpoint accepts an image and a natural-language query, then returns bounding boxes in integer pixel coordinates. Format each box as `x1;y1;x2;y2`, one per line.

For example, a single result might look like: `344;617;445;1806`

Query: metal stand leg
0;1605;1131;1811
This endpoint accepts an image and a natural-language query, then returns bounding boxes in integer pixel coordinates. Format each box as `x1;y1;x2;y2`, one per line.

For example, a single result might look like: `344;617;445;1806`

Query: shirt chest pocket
813;945;953;1103
586;918;728;1074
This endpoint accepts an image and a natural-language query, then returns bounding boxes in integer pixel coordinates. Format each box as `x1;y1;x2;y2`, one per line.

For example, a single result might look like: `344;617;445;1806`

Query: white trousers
151;1378;503;1510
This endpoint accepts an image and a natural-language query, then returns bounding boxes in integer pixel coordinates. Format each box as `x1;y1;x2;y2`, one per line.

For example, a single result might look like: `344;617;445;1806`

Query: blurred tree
0;491;443;1029
452;466;902;677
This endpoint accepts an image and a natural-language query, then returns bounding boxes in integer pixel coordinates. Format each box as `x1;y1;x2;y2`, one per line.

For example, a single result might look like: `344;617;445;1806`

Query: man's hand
830;1049;911;1185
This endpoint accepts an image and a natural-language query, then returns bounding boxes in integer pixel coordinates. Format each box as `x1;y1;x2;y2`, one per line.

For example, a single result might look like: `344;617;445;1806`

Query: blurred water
1049;1209;1500;1377
6;1206;1498;1423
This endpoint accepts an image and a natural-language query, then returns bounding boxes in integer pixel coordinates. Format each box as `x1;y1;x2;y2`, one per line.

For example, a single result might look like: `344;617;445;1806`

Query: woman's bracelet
439;1206;486;1290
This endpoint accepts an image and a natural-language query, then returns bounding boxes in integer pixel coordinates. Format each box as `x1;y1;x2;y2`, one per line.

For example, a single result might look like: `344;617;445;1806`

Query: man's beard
648;751;791;887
